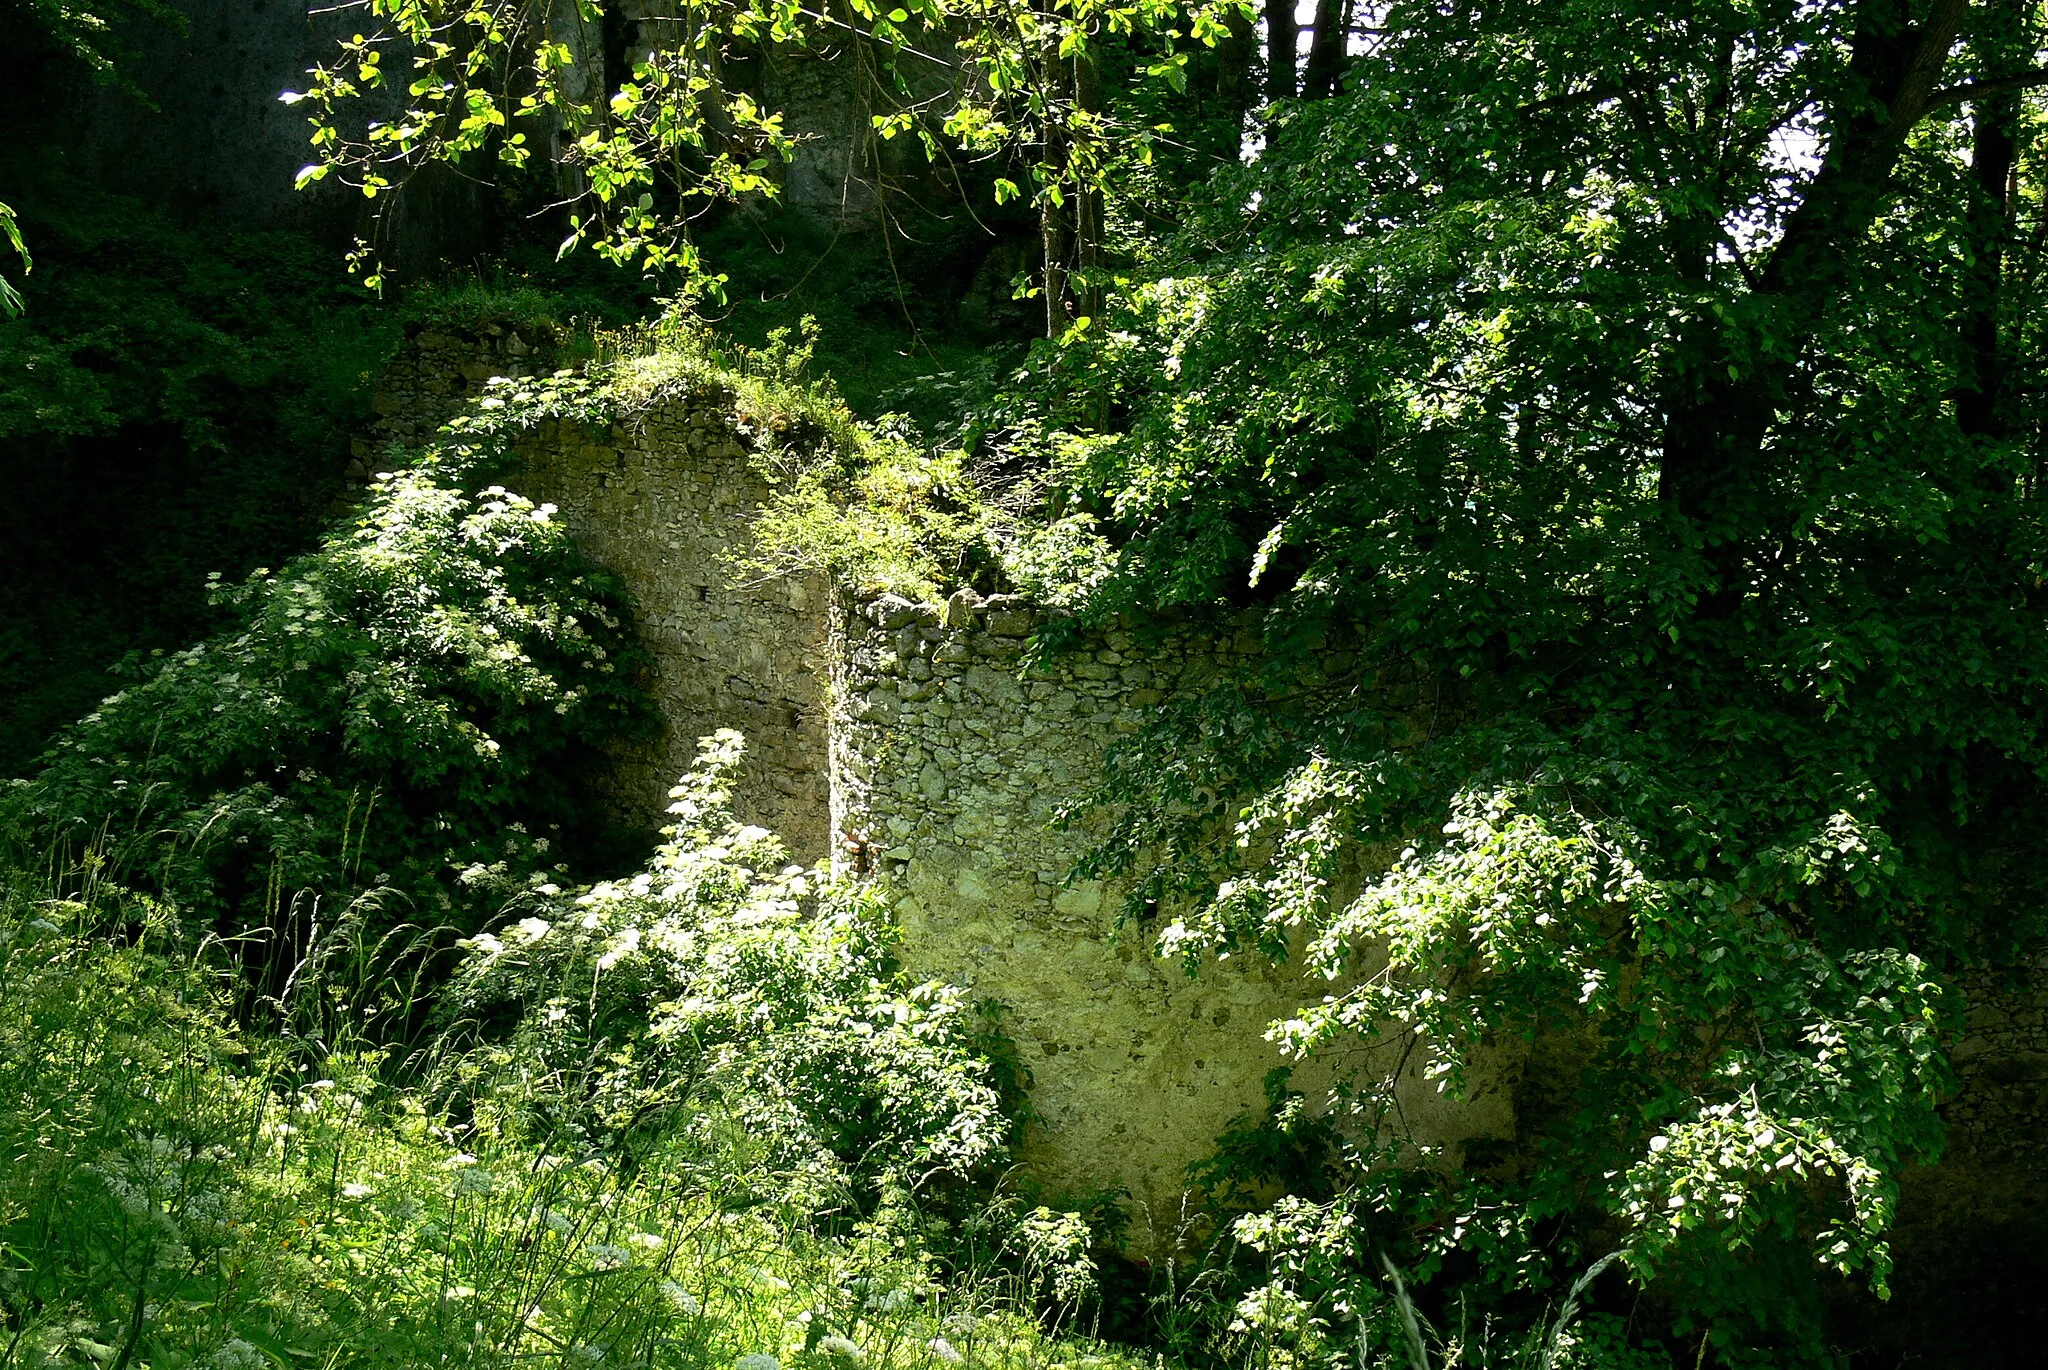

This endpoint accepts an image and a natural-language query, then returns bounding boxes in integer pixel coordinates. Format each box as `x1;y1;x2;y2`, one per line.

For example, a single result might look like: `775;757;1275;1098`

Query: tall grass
0;865;1161;1370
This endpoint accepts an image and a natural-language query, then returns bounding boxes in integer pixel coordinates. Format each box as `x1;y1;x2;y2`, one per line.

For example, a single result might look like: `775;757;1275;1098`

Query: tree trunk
1215;8;1257;137
1658;0;1970;588
1301;0;1350;99
1957;95;2019;442
1039;37;1075;336
1264;0;1297;102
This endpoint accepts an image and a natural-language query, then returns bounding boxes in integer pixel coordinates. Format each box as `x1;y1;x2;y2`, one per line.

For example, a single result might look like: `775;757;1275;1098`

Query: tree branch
1931;68;2048;108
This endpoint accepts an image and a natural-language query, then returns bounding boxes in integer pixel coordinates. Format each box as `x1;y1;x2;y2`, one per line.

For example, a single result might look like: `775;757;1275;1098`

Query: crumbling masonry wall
825;590;1517;1237
371;324;832;861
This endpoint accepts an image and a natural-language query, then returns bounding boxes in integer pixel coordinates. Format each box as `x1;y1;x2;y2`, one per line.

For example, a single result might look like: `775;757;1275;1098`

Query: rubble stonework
371;323;831;860
825;589;1518;1235
512;399;832;859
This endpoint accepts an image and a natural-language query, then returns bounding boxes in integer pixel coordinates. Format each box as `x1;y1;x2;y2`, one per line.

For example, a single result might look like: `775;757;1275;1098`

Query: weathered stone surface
372;324;831;861
827;594;1518;1246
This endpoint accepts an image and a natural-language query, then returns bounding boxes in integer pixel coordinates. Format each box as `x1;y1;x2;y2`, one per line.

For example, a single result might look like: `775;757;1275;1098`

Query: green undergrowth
586;310;1103;607
0;729;1140;1370
0;281;1692;1367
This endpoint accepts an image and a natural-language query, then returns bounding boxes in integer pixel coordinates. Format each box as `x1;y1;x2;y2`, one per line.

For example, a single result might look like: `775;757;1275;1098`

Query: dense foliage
1;368;647;942
1020;0;2048;1360
11;0;2048;1364
434;729;1012;1210
0;755;1091;1370
0;177;401;771
528;0;2048;1361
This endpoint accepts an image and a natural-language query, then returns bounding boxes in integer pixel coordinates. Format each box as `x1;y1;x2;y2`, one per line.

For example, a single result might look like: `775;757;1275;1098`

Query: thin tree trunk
1302;0;1350;99
1264;0;1297;102
1073;46;1104;324
1957;96;2018;442
1215;8;1256;137
1039;36;1075;336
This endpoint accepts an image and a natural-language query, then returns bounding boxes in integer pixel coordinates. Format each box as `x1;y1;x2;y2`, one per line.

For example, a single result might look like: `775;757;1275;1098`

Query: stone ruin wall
509;399;832;860
370;321;831;859
370;323;2048;1256
367;322;1511;1228
825;589;1517;1237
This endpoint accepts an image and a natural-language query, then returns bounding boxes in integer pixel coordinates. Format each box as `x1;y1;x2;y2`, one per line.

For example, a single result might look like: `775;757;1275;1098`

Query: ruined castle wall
373;328;2048;1258
373;324;1517;1235
370;324;832;861
510;393;832;860
826;590;1518;1243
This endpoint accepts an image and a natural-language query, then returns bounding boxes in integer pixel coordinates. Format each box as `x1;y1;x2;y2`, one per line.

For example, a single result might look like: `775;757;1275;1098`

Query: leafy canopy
1034;0;2048;1352
282;0;1243;291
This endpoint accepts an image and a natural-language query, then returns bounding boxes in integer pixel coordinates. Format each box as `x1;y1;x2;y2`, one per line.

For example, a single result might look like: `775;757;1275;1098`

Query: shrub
432;730;1011;1213
0;371;649;946
0;779;1113;1370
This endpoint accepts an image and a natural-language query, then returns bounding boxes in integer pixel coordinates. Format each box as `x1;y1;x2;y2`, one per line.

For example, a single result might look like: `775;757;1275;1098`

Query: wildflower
818;1335;865;1364
929;1339;964;1364
626;1231;665;1254
514;916;553;941
211;1340;264;1370
735;1357;782;1370
587;1243;631;1271
572;1343;608;1362
659;1280;702;1315
342;1182;374;1199
453;1167;497;1196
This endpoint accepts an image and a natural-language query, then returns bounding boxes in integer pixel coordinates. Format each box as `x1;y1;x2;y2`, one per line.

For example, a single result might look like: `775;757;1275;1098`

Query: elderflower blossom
211;1341;264;1370
818;1336;865;1364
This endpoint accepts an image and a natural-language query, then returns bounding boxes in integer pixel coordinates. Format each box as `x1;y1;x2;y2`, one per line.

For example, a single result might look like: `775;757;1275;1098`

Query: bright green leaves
442;730;1009;1204
287;0;1255;295
1025;0;2048;1352
2;369;644;934
0;200;28;318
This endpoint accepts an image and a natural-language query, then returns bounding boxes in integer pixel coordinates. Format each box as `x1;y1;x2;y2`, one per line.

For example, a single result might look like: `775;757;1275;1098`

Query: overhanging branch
1930;69;2048;108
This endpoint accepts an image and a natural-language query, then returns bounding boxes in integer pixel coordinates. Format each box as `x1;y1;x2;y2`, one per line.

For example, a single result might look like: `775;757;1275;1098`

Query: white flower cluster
586;1242;632;1271
210;1339;264;1370
817;1335;865;1364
